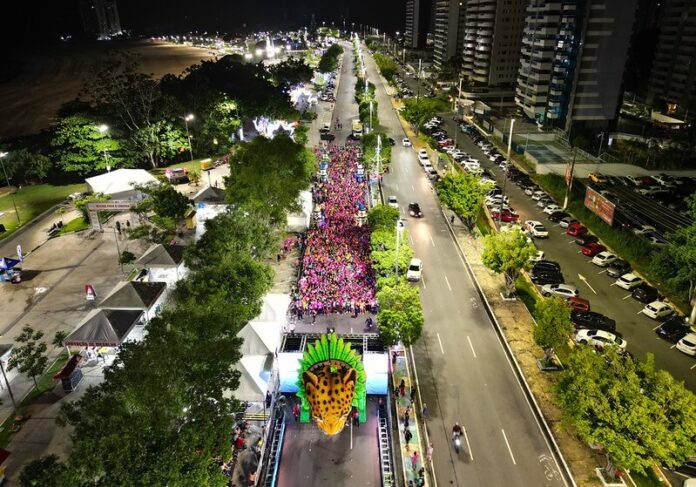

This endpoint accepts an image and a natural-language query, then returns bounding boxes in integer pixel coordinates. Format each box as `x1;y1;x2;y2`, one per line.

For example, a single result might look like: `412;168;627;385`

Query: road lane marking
637;310;644;315
501;429;517;465
410;234;414;246
653;324;661;330
568;240;575;244
610;282;617;286
597;269;607;274
444;275;452;291
671;344;677;349
422;276;427;289
467;336;477;358
437;333;445;354
623;294;633;300
411;184;415;191
463;426;473;461
396;184;399;191
691;364;696;370
430;234;436;247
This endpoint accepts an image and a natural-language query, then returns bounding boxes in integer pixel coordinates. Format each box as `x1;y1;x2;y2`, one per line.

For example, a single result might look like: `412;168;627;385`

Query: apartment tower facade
433;0;467;69
405;0;434;49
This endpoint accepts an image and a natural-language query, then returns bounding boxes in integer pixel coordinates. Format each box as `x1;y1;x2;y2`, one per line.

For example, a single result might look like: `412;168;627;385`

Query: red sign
584;187;615;226
85;284;96;301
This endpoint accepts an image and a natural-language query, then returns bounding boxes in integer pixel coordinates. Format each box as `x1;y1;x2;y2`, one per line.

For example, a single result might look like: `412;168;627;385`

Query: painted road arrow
578;274;597;294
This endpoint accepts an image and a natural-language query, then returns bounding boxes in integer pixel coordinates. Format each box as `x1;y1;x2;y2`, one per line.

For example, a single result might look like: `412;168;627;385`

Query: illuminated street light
183;114;195;161
97;124;112;172
0;152;20;225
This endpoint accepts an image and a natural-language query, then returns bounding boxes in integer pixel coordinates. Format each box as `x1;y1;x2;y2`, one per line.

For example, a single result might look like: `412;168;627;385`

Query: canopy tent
237;321;282;357
192;186;226;204
0;258;20;271
98;281;167;320
135;244;185;268
85;169;158;200
230;355;274;402
286;190;313;232
65;309;144;347
249;294;290;326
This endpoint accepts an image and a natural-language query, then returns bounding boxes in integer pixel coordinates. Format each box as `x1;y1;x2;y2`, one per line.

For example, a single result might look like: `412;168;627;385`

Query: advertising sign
584;187;615;226
85;284;96;302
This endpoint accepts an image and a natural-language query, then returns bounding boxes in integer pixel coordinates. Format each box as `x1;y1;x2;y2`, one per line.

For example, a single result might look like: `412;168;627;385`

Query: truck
351;119;363;139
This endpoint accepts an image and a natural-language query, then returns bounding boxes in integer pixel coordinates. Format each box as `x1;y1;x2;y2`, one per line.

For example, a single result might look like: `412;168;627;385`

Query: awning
135;244;185;268
98;281;166;310
65;309;144;347
0;258;20;271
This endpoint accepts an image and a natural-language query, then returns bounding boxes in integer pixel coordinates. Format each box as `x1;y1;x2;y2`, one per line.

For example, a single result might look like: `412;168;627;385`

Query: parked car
606;259;631;278
531;270;564;285
532;260;562;273
615;273;644;290
408;202;423;217
531;190;547;201
531;250;545;263
632;284;660;303
588;172;607;184
402;137;412;147
676;333;696;356
575;329;626;350
542;204;563;215
581;243;607;257
387;195;399;209
568;296;591;312
641;300;674;320
490;208;519;222
571;311;616;333
525;220;549;238
656;316;691;343
165;167;189;184
567;223;588;236
559;216;578;229
418;153;430;166
575;233;599;245
548;211;569;223
591;251;617;267
541;283;579;299
407;258;423;281
418;148;428;158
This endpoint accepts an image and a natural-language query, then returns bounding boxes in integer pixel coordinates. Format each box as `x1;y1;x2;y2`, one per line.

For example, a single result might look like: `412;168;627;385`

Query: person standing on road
421;403;428;420
411;451;419;471
410;385;416;404
426;443;433;463
450;214;455;225
399;379;406;397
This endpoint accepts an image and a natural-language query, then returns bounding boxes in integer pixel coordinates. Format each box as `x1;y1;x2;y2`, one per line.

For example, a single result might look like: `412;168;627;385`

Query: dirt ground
0;40;215;138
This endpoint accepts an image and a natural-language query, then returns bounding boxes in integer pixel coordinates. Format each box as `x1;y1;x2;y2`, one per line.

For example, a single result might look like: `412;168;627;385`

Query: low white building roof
85;169;158;197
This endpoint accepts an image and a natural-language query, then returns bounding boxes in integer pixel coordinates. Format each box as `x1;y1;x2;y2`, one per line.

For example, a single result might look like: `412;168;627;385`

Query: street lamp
0;152;21;225
183;114;195;161
498;119;515;227
97;124;112;172
395;219;405;277
369;101;373;133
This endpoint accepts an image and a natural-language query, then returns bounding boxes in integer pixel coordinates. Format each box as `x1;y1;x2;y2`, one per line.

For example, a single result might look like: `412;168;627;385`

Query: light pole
0;152;20;226
184;114;195;161
97;124;112;172
394;219;405;277
498;119;515;227
369;101;373;133
563;148;577;210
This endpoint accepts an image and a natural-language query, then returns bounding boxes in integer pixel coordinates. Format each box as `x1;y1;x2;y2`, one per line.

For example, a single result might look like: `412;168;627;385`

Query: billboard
584;187;615;226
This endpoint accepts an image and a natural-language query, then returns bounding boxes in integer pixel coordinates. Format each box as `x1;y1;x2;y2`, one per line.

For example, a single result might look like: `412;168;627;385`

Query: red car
581;242;607;257
566;222;588;236
490;209;519;222
437;139;454;149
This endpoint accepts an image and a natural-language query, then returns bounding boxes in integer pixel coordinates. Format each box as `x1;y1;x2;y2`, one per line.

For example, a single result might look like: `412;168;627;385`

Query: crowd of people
294;144;376;316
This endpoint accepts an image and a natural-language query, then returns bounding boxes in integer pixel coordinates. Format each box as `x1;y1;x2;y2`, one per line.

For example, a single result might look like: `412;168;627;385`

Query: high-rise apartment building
461;0;527;87
405;0;434;49
80;0;122;40
433;0;466;69
516;0;638;131
647;0;696;115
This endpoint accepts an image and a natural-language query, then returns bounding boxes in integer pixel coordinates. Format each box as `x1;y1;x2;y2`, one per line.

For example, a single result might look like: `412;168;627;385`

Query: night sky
4;0;403;42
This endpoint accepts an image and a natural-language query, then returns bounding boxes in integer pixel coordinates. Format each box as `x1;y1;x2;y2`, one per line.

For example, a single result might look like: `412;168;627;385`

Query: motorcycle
452;433;461;454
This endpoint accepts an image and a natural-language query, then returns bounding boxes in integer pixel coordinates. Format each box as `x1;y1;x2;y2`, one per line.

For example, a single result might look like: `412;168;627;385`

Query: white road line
597;269;606;274
637;310;644;315
429;234;436;247
671;344;677;349
436;333;445;354
691;364;696;370
623;294;633;300
422;276;427;289
467;336;477;358
396;184;399;191
501;429;517;465
444;275;452;291
653;324;661;330
410;234;414;246
411;184;415;191
463;426;474;461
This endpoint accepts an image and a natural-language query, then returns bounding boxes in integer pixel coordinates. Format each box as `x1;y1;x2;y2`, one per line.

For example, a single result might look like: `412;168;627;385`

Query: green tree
533;297;573;364
437;173;492;232
402;97;449;131
19;455;76;487
50;115;124;175
318;44;344;73
8;326;49;390
556;348;696;477
377;280;424;346
373;53;398;83
132;120;188;168
224;135;315;225
270;58;314;87
367;204;399;230
481;228;536;297
136;183;190;220
52;331;69;350
1;149;53;184
370;228;414;278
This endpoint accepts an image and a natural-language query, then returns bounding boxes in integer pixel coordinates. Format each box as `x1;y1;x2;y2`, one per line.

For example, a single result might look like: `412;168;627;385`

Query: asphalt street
360;45;569;487
434;115;696;392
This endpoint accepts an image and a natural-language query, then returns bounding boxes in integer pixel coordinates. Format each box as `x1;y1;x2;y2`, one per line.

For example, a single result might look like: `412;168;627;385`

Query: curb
440;205;577;487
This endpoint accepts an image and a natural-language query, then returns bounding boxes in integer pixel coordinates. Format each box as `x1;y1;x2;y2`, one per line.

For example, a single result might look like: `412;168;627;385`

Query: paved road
433;115;696;392
360;45;570;487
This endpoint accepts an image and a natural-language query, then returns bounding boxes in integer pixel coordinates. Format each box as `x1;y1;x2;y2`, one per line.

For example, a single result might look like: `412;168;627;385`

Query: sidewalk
392;349;428;487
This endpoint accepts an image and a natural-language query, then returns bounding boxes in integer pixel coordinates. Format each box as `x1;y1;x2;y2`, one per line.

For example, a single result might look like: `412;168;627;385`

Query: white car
575;329;627;350
592;251;617;267
559;217;578;228
531;250;545;263
542;204;562;215
418;148;428;158
402;138;412;147
525;220;549;238
531;191;547;201
387;195;399;209
676;333;696;356
642;300;674;320
418;153;430;166
625;175;641;186
407;258;423;281
462;160;481;170
615;273;644;290
541;283;579;299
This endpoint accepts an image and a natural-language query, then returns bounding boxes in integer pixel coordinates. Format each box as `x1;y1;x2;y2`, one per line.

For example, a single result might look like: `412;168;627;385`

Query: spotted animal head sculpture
296;334;367;436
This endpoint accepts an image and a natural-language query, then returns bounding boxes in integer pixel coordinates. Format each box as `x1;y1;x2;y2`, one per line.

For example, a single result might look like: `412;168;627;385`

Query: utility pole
563;149;577;210
498;119;515;227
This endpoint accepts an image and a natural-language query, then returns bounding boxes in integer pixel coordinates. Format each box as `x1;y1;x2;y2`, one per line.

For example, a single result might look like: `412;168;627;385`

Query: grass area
59;216;90;235
476;210;492;236
515;277;539;315
629;468;664;487
0;350;69;448
0;183;87;240
149;156;217;177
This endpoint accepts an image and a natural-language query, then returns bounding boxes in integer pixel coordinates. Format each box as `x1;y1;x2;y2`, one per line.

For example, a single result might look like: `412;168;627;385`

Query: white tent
85;169;158;200
286;190;313;232
230;355;274;402
250;294;291;326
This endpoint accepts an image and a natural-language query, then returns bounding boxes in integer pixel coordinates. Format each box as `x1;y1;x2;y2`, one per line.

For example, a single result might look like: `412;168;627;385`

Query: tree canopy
318;44;344;73
481;228;536;297
377;280;424;346
0;149;53;184
533;297;573;363
437;173;492;232
136;182;190;220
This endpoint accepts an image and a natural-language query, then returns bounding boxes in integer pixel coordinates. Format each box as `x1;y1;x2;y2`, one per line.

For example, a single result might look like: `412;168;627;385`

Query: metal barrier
262;413;286;487
378;407;395;486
